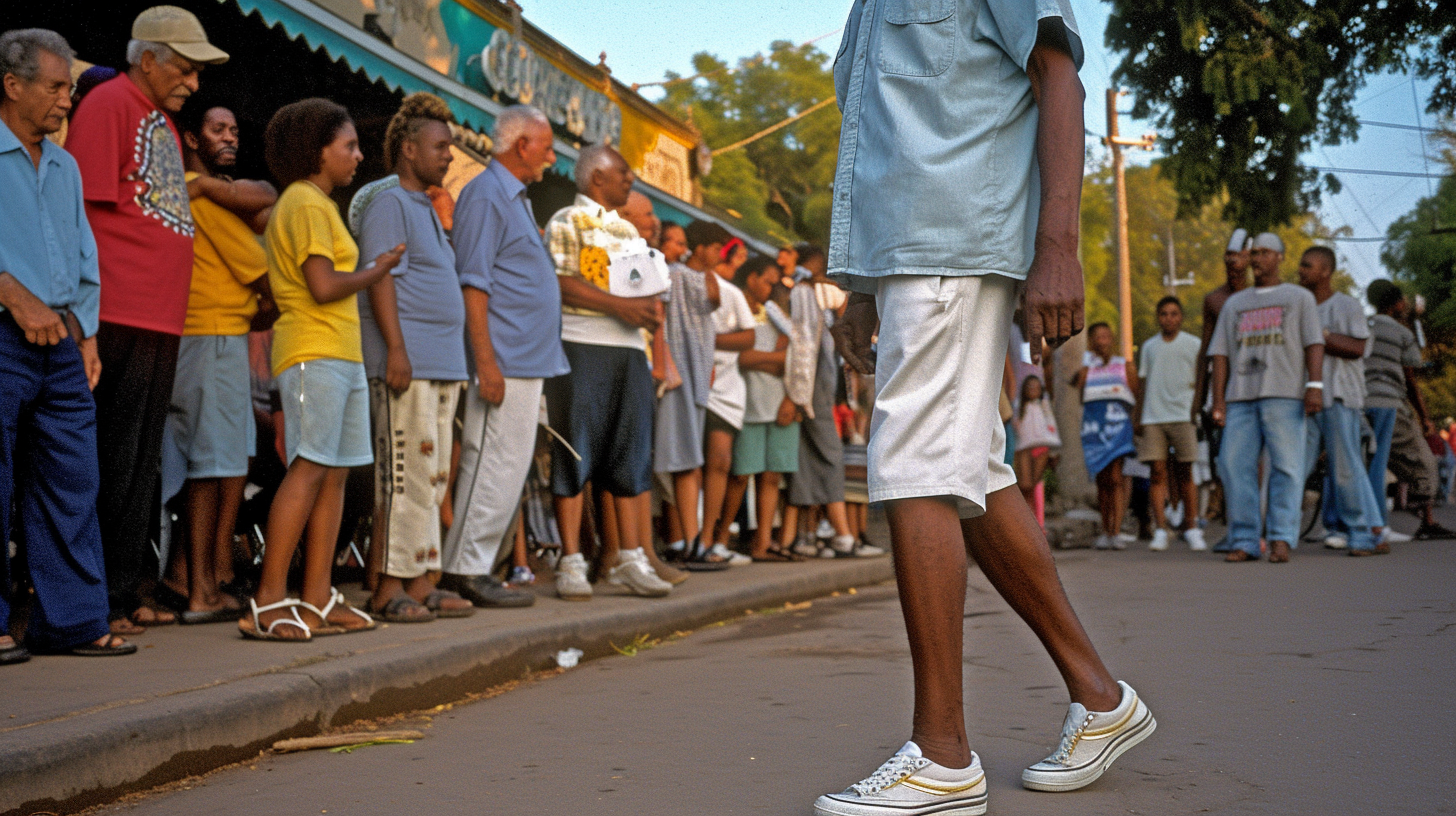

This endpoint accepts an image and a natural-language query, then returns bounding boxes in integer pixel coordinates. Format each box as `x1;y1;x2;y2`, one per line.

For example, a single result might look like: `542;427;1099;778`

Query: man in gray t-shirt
1297;247;1382;553
1209;232;1324;562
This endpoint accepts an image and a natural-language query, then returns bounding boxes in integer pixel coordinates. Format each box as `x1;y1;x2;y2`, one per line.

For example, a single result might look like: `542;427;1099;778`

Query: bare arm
1192;296;1218;421
301;245;403;304
1021;20;1086;363
463;287;506;405
1211;355;1229;426
1304;343;1325;415
0;272;67;345
716;328;755;352
366;273;411;393
189;176;278;221
558;276;660;331
1322;332;1366;359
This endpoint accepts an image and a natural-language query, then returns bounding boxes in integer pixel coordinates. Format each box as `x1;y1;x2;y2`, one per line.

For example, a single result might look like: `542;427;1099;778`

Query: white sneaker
555;552;592;601
793;535;823;558
1022;681;1157;792
1183;528;1207;551
709;542;752;566
605;548;672;597
816;519;837;540
852;538;888;557
1323;534;1348;550
1115;532;1137;547
1093;534;1114;550
1148;529;1169;551
814;741;987;816
1382;528;1412;544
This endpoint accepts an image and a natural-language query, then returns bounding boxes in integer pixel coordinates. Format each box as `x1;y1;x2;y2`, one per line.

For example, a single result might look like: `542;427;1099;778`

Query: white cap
1251;232;1284;253
1226;228;1250;253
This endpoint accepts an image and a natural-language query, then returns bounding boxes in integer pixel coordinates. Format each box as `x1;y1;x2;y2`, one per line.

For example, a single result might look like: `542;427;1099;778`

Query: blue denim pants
1363;406;1398;528
1219;399;1307;556
1305;403;1382;551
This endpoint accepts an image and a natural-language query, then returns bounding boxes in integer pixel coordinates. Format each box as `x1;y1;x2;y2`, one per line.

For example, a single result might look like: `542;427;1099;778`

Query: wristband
1305;381;1323;389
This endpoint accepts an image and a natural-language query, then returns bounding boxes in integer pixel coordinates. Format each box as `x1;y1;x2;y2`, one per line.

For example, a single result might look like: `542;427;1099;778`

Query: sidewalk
0;553;894;816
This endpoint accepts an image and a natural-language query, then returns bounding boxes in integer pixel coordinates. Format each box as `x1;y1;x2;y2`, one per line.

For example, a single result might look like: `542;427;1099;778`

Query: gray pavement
85;528;1456;816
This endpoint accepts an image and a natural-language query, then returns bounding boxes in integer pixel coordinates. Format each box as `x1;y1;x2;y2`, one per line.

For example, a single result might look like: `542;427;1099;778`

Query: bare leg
721;474;750;546
1148;459;1169;531
779;504;799;549
701;428;735;546
298;467;359;630
1174;460;1198;531
672;468;702;545
1095;465;1118;537
253;458;330;638
825;501;852;537
596;488;620;563
1015;449;1036;502
183;478;228;612
613;491;644;553
214;474;246;588
750;472;781;557
554;494;584;556
888;489;1120;769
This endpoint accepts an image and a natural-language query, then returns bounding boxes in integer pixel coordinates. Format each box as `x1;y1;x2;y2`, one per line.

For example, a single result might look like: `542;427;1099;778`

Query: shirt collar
486;158;527;200
574;192;611;217
0;116;63;166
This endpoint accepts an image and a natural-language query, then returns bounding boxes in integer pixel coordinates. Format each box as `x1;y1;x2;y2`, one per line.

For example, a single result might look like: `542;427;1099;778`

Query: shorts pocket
877;0;957;77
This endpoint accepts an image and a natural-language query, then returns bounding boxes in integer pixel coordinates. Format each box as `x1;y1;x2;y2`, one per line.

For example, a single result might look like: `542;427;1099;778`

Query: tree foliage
1080;156;1349;350
657;41;840;246
1382;128;1456;342
1105;0;1455;232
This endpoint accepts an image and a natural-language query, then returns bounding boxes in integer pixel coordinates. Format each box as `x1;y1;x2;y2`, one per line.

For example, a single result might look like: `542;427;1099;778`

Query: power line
1312;165;1450;179
710;97;837;156
1358;118;1443;133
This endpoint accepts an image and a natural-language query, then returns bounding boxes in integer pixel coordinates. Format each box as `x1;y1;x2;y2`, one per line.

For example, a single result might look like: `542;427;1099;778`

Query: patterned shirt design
131;110;194;237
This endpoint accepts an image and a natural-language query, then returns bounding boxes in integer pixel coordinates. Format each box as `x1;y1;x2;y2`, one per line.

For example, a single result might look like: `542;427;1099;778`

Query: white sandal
239;598;311;642
298;587;376;636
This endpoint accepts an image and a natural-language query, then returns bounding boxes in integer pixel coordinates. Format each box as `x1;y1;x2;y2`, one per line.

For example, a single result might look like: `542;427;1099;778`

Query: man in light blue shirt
822;2;1153;812
0;29;135;662
440;105;569;607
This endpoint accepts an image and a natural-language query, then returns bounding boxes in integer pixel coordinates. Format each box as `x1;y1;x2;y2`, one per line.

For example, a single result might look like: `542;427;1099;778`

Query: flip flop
422;589;476;618
680;536;731;571
130;605;177;627
67;633;138;657
366;594;436;623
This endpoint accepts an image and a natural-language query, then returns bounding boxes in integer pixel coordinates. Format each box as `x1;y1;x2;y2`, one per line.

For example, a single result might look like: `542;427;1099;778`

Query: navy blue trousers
0;314;110;649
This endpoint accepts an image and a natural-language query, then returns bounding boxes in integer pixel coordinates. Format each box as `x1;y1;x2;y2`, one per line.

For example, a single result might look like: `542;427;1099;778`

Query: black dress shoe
1;642;31;665
438;573;535;608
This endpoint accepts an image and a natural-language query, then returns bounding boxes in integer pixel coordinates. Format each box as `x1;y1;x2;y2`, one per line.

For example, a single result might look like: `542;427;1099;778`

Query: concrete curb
0;557;893;816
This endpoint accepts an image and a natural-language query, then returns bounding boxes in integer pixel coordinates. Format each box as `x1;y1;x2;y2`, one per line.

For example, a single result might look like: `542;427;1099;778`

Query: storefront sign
480;28;621;146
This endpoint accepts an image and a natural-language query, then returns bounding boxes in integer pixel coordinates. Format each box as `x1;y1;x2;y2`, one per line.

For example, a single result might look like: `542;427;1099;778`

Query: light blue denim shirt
0;118;101;336
828;0;1083;293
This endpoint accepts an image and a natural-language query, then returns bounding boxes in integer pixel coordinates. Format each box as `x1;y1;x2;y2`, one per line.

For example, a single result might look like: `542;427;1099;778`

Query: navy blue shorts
545;342;655;497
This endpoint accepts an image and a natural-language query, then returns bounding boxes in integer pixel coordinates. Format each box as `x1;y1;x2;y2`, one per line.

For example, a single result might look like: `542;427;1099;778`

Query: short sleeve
1401;332;1423;367
452;185;498;295
1208;308;1233;358
295;201;347;267
200;203;268;286
1138;342;1152;377
980;0;1085;71
545;214;574;275
734;288;755;328
1340;297;1369;339
1298;291;1324;348
66;92;123;204
358;192;410;278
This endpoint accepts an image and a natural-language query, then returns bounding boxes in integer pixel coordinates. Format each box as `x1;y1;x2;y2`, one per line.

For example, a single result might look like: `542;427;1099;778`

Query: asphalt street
94;539;1455;816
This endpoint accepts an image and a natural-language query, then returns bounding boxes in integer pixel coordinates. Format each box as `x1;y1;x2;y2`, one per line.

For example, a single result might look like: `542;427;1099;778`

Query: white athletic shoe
555;552;592;601
1093;534;1114;550
1382;529;1413;544
1183;528;1207;551
1148;529;1170;551
606;548;672;597
1323;534;1349;550
1022;681;1157;792
709;542;752;566
816;519;838;540
1115;533;1137;547
793;535;823;558
814;742;988;816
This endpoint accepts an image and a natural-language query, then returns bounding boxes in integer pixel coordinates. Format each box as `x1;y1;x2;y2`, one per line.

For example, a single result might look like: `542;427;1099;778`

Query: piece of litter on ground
328;739;415;754
272;730;425;753
555;647;584;668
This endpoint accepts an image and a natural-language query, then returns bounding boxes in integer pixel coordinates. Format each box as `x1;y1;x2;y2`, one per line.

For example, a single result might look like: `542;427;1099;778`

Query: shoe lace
849;753;930;796
1050;712;1097;765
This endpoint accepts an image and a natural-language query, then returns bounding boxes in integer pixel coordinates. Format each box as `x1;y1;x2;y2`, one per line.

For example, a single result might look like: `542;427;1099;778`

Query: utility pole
1104;89;1155;362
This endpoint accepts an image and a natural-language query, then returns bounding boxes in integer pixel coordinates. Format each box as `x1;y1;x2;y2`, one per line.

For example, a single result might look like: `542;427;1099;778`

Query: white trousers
442;377;543;575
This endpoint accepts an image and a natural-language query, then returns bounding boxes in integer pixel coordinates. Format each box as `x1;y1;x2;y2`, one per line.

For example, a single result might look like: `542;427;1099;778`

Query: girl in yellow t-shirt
241;99;404;641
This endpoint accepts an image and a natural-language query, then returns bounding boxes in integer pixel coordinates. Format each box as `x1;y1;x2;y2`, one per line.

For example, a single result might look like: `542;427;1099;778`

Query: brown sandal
1224;549;1257;562
1267;541;1291;563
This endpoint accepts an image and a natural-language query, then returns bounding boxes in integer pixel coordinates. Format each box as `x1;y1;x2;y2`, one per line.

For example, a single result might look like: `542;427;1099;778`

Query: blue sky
525;0;1444;290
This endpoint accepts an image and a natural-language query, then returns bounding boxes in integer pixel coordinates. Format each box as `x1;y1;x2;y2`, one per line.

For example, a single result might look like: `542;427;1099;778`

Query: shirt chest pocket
877;0;958;77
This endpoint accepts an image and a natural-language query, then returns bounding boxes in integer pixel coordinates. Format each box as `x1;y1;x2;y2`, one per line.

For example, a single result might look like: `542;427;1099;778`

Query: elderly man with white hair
435;104;563;609
65;5;228;635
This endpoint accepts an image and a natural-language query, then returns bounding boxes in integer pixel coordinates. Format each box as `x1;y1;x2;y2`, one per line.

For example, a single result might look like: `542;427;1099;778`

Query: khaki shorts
1136;421;1198;463
869;274;1019;519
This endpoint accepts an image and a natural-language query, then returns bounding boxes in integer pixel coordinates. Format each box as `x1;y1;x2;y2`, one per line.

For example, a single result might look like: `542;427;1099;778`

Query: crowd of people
0;12;884;663
2;9;1450;668
1025;229;1455;560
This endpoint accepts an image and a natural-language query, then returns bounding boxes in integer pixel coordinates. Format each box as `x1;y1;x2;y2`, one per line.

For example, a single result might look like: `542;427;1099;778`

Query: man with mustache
66;5;229;635
156;101;276;623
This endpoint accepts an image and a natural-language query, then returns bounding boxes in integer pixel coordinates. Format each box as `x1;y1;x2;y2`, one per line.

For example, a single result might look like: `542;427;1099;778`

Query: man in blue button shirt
0;29;136;663
821;1;1152;811
440;105;570;606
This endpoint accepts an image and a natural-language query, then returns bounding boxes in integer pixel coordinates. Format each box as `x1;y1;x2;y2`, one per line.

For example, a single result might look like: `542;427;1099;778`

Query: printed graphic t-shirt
1208;283;1323;402
67;74;194;335
184;172;267;336
266;181;361;376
